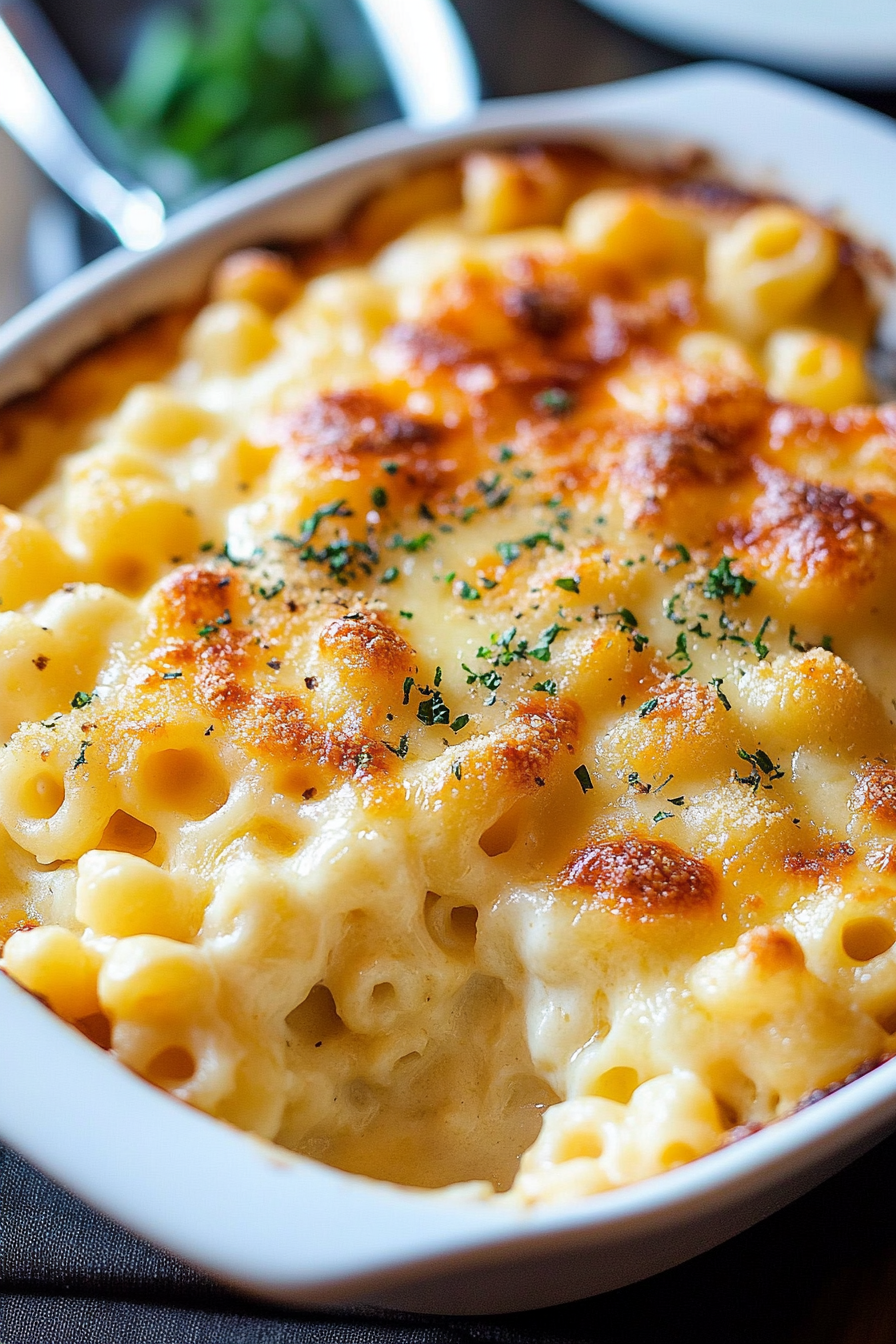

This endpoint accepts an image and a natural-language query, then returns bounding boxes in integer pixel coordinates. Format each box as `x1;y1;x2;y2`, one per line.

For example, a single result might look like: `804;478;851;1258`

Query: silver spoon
0;0;479;260
0;0;165;251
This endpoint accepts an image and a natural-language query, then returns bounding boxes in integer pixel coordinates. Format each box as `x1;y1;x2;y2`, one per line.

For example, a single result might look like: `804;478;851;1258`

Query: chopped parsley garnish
417;690;450;726
664;594;686;626
477;627;529;667
638;697;659;718
453;761;462;780
355;748;372;771
70;691;94;709
653;810;673;824
574;764;593;793
198;609;231;638
198;540;215;552
371;485;388;508
162;671;183;681
298;498;353;544
710;677;731;711
381;566;399;584
598;606;648;651
450;714;470;733
299;538;378;583
463;664;502;704
703;556;755;602
530;623;567;662
399;610;413;620
668;796;685;806
402;676;414;705
258;579;284;599
789;625;833;654
668;631;693;677
497;444;515;463
534;679;558;695
496;531;563;567
383;460;399;475
391;531;434;553
457;580;480;601
752;615;772;661
383;733;410;759
73;741;90;770
476;472;512;509
735;746;785;792
554;576;580;594
536;387;575;416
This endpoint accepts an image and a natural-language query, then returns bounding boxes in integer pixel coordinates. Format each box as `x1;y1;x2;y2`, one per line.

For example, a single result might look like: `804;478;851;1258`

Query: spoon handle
0;0;164;251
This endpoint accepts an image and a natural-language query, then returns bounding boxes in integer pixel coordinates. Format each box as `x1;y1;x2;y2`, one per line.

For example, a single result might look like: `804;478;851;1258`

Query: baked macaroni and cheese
1;145;894;1201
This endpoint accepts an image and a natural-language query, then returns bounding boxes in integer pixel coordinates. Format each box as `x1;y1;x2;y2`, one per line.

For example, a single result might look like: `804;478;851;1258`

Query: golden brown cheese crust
0;143;895;1201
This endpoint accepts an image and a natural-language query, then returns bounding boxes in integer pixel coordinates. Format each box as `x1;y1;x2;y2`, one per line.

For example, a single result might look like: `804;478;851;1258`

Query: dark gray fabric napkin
3;1127;896;1344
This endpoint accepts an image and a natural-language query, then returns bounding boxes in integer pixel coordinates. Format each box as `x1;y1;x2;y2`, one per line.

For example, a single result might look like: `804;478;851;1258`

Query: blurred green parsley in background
106;0;388;204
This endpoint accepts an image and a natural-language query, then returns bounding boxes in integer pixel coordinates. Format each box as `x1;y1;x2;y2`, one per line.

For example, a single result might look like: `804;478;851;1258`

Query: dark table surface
5;2;896;1340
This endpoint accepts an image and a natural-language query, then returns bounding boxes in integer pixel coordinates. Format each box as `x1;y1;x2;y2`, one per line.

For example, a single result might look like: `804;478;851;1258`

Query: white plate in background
1;64;896;1315
578;0;896;86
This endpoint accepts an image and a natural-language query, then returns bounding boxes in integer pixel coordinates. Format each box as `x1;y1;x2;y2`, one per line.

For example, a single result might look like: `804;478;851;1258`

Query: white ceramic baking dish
1;62;895;1317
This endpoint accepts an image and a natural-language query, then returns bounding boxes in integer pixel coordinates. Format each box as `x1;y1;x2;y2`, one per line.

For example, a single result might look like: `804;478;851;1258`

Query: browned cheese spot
318;610;414;682
852;765;896;827
587;281;699;365
277;390;441;464
731;461;886;586
560;835;717;922
144;565;385;777
783;841;856;875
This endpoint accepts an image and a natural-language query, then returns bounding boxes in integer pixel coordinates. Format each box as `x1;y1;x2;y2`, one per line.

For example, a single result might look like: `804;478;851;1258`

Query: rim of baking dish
1;61;896;1303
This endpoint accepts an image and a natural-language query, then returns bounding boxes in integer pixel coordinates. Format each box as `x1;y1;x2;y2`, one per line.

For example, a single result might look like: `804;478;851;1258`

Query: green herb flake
669;630;693;677
703;556;755;602
73;741;90;770
554;576;580;594
162;671;183;681
752;615;772;661
497;444;515;463
536;387;575;416
653;810;673;823
371;485;388;508
534;679;558;695
710;677;732;711
258;579;284;600
457;579;481;601
735;746;785;792
383;732;409;759
417;691;450;726
393;532;433;554
402;676;414;705
574;764;593;793
70;691;94;709
450;714;470;733
638;697;659;718
381;566;400;584
399;610;413;620
530;623;567;663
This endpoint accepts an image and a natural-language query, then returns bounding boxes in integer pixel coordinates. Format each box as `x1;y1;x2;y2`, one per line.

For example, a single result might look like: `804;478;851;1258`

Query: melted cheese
1;146;894;1201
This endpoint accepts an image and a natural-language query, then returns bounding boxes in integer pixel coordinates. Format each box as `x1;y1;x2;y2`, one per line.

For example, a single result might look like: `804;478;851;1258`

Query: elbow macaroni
0;145;894;1202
